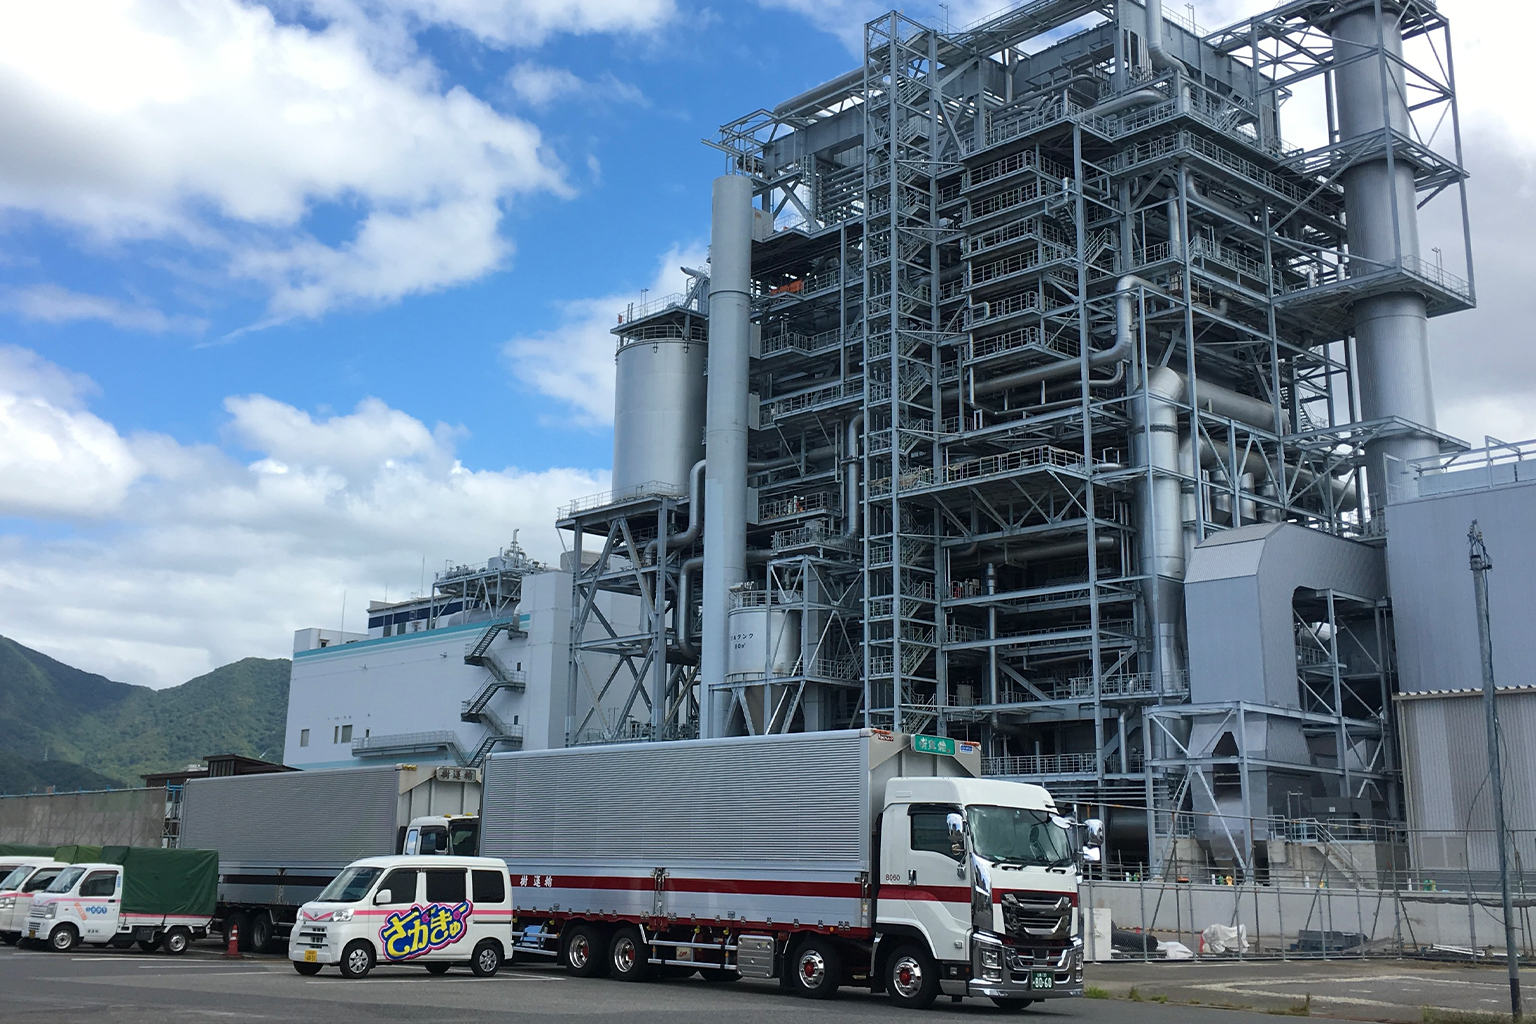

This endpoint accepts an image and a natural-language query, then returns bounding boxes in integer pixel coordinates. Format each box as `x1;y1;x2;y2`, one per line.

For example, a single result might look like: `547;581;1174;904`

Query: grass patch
1128;986;1144;1002
1152;994;1169;1004
1422;1010;1513;1024
1084;986;1110;999
1268;993;1312;1016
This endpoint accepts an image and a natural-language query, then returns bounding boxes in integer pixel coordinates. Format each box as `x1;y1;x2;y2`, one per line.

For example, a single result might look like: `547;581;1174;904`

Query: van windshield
0;866;27;890
317;866;384;904
46;867;86;893
966;805;1073;869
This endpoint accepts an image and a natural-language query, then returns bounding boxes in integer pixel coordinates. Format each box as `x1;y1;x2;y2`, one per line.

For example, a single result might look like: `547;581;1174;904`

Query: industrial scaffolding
563;0;1473;873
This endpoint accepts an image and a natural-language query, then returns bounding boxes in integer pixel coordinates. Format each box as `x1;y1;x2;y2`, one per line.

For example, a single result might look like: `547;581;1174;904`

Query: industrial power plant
281;0;1535;888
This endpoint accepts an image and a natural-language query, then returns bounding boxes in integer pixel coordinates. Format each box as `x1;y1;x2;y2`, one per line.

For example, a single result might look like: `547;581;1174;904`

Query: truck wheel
137;938;161;953
293;961;323;976
248;910;275;953
163;928;191;956
340;940;375;979
608;926;651;982
790;936;842;999
49;925;79;953
561;923;608;977
471;939;503;978
884;944;939;1009
990;997;1034;1011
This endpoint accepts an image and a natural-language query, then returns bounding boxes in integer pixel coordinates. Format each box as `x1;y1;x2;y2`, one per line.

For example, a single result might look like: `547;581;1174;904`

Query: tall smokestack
1331;6;1439;509
700;174;753;737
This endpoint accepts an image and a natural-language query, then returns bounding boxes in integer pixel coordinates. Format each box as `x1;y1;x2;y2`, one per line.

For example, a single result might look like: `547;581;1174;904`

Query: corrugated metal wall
180;766;399;870
1399;691;1536;874
0;788;162;847
481;731;869;868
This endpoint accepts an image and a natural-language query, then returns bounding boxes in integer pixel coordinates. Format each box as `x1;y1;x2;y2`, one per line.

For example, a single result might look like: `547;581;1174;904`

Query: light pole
1469;520;1522;1021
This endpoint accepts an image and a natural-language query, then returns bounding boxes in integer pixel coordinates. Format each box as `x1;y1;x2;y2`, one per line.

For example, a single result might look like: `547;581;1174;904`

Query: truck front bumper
945;936;1083;1000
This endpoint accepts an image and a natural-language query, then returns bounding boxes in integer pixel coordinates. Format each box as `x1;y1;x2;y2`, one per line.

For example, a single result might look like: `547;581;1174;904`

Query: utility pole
1469;520;1522;1021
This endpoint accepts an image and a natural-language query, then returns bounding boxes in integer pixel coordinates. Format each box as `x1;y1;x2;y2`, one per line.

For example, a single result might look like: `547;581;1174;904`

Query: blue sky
0;0;1529;687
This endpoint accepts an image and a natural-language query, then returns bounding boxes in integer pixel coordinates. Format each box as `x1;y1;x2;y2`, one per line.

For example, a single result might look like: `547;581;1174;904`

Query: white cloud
0;345;605;687
0;1;566;319
503;243;707;424
507;61;646;109
0;284;208;334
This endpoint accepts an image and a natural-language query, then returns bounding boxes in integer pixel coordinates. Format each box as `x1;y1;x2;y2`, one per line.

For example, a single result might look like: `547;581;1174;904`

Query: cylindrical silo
611;334;707;496
1331;7;1439;507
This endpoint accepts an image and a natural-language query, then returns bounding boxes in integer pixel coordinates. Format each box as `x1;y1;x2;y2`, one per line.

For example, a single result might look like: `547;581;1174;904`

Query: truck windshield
0;866;27;890
967;805;1073;868
449;820;479;857
316;866;384;904
45;867;86;893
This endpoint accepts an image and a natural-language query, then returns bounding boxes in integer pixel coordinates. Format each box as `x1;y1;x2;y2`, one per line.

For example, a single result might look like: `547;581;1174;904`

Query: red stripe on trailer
665;877;864;899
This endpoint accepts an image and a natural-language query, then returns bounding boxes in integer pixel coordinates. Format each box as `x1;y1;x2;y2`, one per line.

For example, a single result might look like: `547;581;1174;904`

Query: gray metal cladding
481;731;869;867
180;766;399;869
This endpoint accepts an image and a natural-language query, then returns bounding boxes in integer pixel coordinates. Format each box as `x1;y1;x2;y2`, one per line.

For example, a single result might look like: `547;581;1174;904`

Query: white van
0;860;66;944
288;855;512;978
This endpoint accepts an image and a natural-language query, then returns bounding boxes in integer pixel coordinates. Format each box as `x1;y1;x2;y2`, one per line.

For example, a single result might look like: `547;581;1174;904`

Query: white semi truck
179;764;481;952
481;729;1093;1010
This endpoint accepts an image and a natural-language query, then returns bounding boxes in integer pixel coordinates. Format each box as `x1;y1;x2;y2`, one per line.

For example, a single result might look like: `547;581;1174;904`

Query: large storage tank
612;334;706;496
726;603;801;677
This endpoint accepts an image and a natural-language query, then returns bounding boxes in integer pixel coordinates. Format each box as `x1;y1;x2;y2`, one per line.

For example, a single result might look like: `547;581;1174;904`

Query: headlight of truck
43;903;58;918
0;896;14;909
981;947;1001;969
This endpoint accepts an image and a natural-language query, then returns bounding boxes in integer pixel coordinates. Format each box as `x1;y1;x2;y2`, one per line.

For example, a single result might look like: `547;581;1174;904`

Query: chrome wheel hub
569;935;590;968
892;955;923;998
798;950;826;987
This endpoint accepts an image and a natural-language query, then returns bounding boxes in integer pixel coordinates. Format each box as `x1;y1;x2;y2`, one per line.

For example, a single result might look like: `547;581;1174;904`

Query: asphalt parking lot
1;942;1520;1023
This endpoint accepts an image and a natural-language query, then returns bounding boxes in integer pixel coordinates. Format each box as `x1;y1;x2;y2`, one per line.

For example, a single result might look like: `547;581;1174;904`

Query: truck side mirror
1084;818;1105;847
373;889;392;906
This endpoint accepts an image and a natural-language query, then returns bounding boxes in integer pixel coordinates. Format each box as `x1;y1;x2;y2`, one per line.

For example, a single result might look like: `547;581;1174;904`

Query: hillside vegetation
0;637;290;791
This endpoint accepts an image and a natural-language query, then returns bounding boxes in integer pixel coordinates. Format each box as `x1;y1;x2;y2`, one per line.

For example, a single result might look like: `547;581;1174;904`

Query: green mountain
0;636;290;790
0;751;126;795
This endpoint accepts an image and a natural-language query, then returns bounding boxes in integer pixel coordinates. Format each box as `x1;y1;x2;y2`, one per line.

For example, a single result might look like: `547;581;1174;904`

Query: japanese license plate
1030;970;1054;990
303;950;318;963
27;929;36;939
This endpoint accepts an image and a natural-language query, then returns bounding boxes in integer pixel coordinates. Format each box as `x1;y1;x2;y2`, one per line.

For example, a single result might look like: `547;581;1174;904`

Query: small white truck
25;849;218;954
481;729;1096;1010
0;859;67;944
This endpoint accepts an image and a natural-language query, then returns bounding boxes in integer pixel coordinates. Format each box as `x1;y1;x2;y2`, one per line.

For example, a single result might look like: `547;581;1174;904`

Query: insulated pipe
844;414;864;537
1087;88;1165;117
1331;7;1439;506
701;175;753;738
646;458;707;561
972;275;1162;397
676;555;705;659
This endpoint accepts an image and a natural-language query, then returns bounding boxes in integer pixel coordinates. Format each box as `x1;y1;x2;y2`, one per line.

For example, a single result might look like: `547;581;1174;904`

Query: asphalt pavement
1;941;1520;1023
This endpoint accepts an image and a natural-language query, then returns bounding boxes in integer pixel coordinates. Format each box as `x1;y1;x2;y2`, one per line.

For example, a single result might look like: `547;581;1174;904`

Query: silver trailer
483;730;1087;1009
180;765;480;951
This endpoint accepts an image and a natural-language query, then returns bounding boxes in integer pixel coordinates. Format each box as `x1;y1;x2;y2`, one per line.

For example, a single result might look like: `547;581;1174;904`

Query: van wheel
471;940;503;978
340;940;375;979
163;928;191;956
608;926;651;982
49;925;79;952
293;961;323;976
424;962;451;975
884;943;939;1009
790;936;842;999
561;923;608;977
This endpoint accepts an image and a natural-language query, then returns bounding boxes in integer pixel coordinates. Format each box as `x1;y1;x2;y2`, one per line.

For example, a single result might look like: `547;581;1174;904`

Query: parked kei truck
481;729;1096;1010
178;764;481;952
23;846;218;954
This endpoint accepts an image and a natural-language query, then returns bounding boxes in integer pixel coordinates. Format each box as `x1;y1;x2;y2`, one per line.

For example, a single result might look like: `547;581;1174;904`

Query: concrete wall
0;787;164;847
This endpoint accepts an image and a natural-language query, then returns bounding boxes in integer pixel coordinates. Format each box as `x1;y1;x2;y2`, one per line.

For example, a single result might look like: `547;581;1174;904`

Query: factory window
340;724;353;743
300;729;310;747
333;726;339;744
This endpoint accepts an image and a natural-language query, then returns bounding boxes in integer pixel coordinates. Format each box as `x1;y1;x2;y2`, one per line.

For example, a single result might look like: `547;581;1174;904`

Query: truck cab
876;777;1089;1006
0;860;66;945
400;814;479;856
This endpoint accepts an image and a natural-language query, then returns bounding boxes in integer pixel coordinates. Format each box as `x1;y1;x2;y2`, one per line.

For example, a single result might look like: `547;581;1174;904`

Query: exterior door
879;804;972;958
77;870;121;940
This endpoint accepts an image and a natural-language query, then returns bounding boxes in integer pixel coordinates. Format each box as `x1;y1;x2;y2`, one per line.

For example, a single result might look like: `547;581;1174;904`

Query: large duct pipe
701;175;754;738
844;414;864;536
972;275;1162;397
1331;7;1438;507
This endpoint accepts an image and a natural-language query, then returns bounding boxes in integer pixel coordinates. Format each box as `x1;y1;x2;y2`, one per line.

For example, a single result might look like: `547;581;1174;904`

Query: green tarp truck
22;845;218;954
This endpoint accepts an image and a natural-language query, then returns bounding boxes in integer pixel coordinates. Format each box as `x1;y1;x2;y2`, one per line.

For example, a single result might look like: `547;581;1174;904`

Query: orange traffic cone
225;923;240;959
